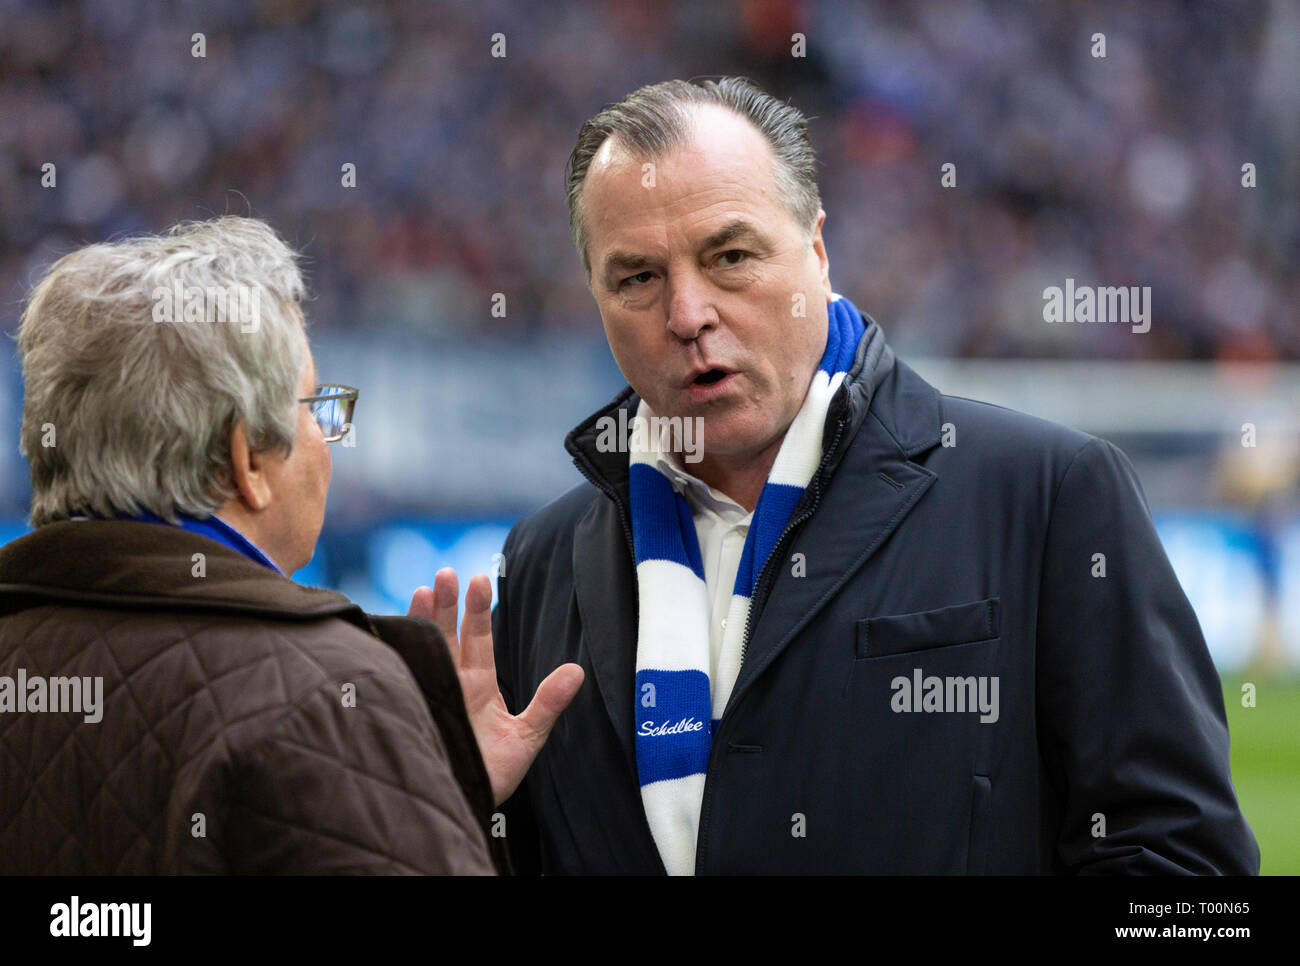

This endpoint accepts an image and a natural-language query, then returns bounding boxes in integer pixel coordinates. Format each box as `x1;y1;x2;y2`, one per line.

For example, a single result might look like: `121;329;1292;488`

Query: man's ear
811;209;832;300
229;420;273;512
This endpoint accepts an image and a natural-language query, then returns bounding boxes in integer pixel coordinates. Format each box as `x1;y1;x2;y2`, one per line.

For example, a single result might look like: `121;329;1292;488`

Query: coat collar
113;510;284;575
0;520;371;632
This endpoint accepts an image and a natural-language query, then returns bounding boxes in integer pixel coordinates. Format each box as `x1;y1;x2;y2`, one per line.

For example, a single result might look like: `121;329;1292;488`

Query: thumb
516;663;585;741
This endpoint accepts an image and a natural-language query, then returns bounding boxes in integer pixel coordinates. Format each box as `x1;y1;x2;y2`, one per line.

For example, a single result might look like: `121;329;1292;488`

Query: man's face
581;105;832;473
261;326;332;573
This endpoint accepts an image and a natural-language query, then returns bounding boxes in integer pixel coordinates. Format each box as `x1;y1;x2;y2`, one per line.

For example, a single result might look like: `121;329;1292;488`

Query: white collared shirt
653;450;753;705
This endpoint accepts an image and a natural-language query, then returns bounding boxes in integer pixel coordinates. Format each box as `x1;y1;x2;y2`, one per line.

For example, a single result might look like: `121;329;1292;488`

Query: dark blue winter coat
492;309;1259;875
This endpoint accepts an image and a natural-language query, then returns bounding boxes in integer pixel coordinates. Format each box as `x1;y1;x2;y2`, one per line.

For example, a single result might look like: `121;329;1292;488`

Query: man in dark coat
490;78;1259;874
0;217;582;874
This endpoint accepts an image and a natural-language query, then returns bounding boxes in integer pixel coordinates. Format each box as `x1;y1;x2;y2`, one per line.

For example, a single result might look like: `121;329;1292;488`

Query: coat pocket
855;597;1000;659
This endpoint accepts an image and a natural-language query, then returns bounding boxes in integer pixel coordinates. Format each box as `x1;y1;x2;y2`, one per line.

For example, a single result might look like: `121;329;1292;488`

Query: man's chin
640;395;775;459
694;416;774;459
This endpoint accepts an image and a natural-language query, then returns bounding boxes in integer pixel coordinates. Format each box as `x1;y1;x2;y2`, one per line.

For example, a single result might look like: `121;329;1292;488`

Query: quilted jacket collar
0;520;369;630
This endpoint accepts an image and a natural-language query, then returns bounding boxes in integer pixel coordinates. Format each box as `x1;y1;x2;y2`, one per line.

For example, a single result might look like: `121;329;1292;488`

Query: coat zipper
694;402;851;874
736;406;850;671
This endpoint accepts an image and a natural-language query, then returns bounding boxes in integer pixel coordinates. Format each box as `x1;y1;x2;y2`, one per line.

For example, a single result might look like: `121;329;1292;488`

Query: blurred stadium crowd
0;0;1296;658
1;0;1296;360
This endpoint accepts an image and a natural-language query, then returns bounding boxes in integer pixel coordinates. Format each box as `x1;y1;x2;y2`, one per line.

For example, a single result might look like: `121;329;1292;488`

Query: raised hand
408;568;584;806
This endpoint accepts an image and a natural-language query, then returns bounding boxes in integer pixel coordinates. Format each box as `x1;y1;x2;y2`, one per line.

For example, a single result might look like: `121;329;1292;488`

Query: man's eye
622;271;654;287
717;249;748;266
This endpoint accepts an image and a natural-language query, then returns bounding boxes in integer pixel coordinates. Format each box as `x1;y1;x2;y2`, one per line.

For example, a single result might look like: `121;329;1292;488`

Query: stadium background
1;0;1296;872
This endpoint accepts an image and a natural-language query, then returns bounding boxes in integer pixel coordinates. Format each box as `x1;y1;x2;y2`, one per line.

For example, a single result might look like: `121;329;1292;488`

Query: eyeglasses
298;384;358;443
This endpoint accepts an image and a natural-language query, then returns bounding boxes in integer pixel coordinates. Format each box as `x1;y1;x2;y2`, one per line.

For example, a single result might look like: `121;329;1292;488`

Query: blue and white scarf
630;294;866;875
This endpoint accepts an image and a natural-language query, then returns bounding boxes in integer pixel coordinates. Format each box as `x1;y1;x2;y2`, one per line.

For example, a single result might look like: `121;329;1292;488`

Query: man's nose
665;272;719;342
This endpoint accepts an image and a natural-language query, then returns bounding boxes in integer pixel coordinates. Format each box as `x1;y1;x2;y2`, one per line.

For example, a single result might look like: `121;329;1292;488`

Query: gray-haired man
489;77;1257;875
0;217;581;874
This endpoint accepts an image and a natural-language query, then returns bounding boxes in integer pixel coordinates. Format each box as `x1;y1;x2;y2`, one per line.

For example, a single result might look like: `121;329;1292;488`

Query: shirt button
721;618;728;629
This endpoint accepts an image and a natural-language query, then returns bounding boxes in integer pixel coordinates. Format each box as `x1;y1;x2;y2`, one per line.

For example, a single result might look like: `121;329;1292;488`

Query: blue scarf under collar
114;510;283;575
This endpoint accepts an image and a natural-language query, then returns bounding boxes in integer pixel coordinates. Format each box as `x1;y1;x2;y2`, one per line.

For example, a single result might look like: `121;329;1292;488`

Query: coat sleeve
492;524;545;875
1035;437;1259;874
224;669;497;874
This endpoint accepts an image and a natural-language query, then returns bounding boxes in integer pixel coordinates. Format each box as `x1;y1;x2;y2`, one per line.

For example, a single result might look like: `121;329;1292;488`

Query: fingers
517;663;585;739
432;568;460;654
407;585;435;621
459;574;495;670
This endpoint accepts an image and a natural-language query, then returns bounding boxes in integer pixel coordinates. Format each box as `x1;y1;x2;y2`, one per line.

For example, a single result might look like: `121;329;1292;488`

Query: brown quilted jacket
0;520;503;875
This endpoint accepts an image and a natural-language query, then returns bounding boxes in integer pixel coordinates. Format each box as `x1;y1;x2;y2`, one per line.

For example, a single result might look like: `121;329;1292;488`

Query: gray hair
18;216;307;527
565;76;822;278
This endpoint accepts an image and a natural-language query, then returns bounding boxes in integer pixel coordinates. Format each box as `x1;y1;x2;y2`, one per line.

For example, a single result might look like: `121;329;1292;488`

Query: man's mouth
684;367;739;401
693;368;728;386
